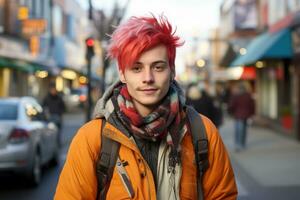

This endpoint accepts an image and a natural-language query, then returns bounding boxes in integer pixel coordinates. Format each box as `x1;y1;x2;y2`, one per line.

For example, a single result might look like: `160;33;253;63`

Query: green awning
0;57;35;72
30;62;61;75
230;29;293;66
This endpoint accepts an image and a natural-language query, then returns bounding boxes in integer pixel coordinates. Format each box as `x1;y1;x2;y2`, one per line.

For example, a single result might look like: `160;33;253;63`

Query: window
3;0;22;36
286;0;298;13
234;0;258;30
0;103;18;120
298;0;300;7
52;4;63;36
66;14;75;40
268;0;286;25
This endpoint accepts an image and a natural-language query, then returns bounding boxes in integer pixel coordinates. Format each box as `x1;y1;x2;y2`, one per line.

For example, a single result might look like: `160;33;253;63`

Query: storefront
230;28;297;137
0;56;60;100
256;59;294;134
291;24;300;140
0;56;34;97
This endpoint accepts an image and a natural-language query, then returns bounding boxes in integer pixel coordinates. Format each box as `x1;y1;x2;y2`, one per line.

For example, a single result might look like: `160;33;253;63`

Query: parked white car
0;97;59;186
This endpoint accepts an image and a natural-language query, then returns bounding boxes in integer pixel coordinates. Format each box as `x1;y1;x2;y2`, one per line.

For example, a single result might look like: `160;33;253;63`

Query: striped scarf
112;83;186;167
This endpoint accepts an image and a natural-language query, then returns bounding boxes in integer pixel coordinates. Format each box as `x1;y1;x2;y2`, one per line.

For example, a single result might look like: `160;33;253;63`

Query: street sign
29;36;39;56
21;19;47;37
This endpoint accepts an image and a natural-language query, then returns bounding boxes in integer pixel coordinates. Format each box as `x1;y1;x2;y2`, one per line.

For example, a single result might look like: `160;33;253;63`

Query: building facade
226;0;300;140
0;0;102;104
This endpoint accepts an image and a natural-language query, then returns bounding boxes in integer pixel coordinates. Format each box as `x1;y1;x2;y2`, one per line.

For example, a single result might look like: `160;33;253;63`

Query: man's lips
138;88;158;94
140;88;158;91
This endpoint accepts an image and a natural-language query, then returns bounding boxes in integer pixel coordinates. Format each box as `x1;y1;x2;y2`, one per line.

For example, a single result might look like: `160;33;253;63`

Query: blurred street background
0;0;300;199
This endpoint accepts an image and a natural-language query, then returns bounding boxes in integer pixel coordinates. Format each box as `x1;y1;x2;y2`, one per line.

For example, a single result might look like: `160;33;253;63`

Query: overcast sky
80;0;222;38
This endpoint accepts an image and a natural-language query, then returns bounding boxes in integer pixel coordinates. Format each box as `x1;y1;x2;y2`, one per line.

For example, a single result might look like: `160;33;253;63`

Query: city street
0;111;300;200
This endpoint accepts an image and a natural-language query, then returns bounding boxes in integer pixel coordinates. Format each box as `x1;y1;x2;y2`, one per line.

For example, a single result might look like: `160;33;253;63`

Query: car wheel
49;149;59;167
28;152;41;186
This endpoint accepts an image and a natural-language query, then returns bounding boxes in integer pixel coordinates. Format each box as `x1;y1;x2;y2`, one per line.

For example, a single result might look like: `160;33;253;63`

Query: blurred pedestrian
216;83;231;113
43;83;65;145
228;82;255;152
212;94;224;128
54;14;237;200
186;83;223;128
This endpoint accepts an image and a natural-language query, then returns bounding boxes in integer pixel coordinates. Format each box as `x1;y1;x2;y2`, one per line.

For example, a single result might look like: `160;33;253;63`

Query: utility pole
86;0;94;122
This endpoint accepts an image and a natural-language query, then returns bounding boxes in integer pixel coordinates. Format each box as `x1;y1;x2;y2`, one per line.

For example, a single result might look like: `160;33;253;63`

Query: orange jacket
54;116;237;200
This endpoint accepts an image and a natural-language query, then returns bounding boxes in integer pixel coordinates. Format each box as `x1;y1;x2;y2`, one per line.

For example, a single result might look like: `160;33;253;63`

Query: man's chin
140;97;167;108
135;99;160;109
141;101;159;108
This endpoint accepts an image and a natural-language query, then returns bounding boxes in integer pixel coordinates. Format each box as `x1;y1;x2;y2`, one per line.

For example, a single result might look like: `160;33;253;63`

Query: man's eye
131;66;142;72
154;65;166;71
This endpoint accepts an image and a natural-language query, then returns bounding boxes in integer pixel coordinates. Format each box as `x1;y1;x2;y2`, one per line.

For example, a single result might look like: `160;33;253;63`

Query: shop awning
0;56;34;72
230;29;293;66
31;62;61;75
0;56;61;75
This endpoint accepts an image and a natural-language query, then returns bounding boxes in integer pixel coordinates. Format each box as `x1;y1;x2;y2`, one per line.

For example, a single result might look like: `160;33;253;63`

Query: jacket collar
93;80;122;119
103;121;142;154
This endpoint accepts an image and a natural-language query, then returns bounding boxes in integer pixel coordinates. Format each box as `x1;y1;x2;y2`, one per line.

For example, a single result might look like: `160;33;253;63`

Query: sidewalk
219;117;300;192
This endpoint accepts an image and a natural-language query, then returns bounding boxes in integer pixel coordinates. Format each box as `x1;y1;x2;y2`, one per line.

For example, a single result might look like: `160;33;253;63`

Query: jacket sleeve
54;120;102;200
201;116;238;200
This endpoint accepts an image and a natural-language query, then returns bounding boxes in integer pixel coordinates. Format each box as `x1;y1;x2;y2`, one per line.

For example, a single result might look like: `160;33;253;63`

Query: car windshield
0;102;18;120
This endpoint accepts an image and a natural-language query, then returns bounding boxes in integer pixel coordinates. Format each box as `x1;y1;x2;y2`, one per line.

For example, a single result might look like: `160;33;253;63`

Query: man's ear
119;70;126;83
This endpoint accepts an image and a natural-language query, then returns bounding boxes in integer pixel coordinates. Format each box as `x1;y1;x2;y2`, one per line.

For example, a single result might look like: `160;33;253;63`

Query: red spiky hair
107;14;184;72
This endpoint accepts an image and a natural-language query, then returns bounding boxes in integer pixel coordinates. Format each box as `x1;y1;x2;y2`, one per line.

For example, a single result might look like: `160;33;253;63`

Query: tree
92;0;130;93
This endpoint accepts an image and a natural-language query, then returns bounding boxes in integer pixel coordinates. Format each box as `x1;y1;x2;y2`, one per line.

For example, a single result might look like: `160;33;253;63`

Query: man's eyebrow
151;61;167;65
134;60;167;65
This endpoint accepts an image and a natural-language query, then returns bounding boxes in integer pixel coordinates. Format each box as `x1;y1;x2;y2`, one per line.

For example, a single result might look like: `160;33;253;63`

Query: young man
55;15;237;200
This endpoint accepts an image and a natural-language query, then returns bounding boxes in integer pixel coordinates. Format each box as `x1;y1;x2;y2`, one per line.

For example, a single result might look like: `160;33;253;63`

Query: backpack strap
186;106;209;200
96;119;120;200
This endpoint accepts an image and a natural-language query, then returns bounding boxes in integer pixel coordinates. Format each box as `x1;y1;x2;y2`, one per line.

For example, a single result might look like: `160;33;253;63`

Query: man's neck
135;105;153;117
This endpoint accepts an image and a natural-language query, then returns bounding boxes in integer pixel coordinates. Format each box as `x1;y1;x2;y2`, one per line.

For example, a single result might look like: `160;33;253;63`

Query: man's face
50;87;57;95
119;45;173;116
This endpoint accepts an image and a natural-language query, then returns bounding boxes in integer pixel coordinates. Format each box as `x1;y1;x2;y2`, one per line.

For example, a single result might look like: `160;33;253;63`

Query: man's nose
143;68;154;84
